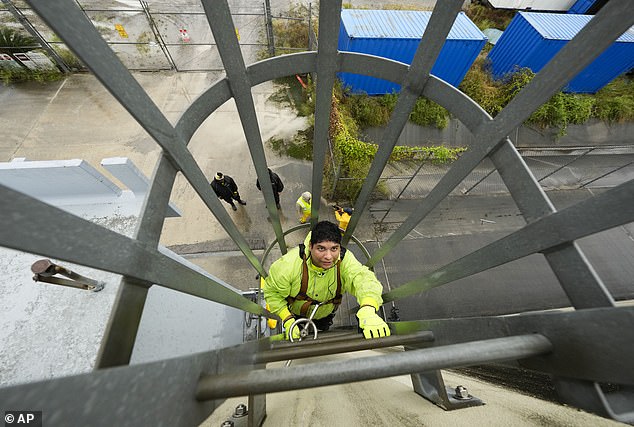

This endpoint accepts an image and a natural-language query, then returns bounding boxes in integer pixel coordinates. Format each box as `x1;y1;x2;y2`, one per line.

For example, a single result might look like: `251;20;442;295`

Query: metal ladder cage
0;0;633;425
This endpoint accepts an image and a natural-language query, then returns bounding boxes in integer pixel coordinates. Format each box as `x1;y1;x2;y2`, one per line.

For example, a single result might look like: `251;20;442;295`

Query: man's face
309;240;340;270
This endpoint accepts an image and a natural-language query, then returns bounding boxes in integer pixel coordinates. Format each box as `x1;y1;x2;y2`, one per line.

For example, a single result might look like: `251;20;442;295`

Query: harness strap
286;244;343;315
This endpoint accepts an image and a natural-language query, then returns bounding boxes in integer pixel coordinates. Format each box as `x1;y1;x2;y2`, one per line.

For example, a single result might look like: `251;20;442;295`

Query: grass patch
267;128;313;161
593;77;634;123
465;4;514;31
0;67;63;85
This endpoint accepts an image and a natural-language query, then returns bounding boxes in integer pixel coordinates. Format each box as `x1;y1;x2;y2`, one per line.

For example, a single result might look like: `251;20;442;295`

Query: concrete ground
0;72;629;426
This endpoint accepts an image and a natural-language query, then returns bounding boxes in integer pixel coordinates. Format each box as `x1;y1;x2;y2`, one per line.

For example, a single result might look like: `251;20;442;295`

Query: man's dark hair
311;221;341;245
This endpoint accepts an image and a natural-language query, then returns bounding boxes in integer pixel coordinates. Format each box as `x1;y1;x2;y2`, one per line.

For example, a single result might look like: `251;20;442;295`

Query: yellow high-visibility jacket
263;235;383;322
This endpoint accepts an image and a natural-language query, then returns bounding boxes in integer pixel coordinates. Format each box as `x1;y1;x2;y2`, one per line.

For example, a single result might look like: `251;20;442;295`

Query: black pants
221;192;243;206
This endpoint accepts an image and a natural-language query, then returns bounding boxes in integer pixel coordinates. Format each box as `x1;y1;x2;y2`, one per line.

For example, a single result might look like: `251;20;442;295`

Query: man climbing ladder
263;221;390;340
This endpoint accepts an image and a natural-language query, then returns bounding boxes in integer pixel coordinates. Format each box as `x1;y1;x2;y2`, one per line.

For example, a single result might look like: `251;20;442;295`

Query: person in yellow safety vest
263;220;390;340
333;205;353;233
296;191;312;224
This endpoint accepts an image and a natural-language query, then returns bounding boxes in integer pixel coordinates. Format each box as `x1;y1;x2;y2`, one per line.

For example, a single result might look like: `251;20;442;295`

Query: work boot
231;204;237;211
238;199;247;205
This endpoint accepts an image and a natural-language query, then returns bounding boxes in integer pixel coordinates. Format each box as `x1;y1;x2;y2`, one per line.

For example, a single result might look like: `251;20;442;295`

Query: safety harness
286;243;346;316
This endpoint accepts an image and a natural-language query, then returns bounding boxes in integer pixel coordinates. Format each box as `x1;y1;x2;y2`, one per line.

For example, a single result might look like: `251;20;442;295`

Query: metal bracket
554;377;634;424
410;370;484;411
31;259;104;292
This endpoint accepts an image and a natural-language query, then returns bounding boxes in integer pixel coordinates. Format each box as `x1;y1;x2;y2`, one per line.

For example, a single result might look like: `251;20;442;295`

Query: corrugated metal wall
488;12;634;93
337;10;486;95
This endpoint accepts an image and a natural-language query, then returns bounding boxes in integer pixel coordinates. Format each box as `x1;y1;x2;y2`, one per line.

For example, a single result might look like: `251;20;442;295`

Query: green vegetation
269;4;311;56
0;27;64;84
460;60;634;134
0;26;36;52
50;35;83;70
340;90;449;129
0;66;63;85
328;89;463;200
465;3;514;31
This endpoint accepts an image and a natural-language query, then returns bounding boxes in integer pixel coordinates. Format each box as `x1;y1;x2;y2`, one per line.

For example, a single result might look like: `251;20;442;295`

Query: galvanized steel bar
26;0;266;276
365;0;634;267
0;184;267;316
309;0;341;224
197;334;552;399
201;0;286;254
343;0;464;245
256;331;434;364
96;155;180;368
492;142;615;309
382;179;634;302
392;307;634;385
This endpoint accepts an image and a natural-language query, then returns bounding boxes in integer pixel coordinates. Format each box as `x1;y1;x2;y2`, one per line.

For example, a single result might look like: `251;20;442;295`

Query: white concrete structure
0;157;181;217
0;156;246;387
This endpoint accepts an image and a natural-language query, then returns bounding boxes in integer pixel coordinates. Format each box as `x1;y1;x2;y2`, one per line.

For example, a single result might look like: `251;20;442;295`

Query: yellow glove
357;306;390;339
283;317;301;341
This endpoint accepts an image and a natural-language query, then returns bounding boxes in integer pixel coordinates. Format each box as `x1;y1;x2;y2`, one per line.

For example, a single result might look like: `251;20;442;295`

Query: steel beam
366;0;634;267
26;0;266;277
201;0;286;254
0;184;267;316
309;0;341;224
343;0;464;245
383;179;634;302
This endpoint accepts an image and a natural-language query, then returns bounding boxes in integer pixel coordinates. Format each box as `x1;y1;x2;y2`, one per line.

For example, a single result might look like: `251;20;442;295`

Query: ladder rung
256;331;434;364
197;334;552;400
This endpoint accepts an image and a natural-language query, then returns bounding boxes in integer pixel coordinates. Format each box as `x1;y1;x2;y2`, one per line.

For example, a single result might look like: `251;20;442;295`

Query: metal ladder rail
197;334;552;400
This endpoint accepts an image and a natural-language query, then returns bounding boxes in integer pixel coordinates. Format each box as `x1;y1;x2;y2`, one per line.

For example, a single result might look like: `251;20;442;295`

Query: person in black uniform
256;168;284;209
211;172;246;211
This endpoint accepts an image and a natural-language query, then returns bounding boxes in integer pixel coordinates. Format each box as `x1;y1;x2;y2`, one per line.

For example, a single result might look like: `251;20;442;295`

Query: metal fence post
264;0;275;56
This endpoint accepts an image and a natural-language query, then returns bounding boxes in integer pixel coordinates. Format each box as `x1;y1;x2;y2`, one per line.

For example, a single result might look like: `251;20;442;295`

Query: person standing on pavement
296;191;312;224
263;220;390;340
256;168;284;209
211;172;247;211
333;205;354;234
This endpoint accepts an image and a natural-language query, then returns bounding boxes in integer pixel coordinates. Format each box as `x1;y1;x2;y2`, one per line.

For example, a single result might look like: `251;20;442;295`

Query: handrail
197;334;552;400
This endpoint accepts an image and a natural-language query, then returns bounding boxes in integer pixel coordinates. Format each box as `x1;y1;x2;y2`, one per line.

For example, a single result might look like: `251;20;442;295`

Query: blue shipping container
338;10;487;95
487;12;634;93
567;0;596;14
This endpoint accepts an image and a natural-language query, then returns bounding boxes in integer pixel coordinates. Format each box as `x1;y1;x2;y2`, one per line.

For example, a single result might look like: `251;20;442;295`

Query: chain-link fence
0;0;314;72
326;144;634;221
